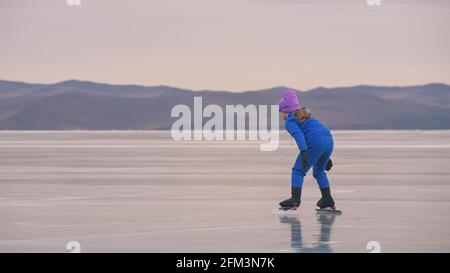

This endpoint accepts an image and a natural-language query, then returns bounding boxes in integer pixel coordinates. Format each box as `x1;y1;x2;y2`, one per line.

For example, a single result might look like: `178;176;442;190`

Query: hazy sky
1;0;449;91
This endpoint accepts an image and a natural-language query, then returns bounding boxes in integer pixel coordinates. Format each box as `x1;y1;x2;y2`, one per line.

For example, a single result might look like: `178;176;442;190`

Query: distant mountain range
1;79;450;130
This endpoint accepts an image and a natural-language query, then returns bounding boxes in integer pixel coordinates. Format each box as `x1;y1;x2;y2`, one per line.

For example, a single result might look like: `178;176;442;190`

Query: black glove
326;158;333;171
301;150;308;168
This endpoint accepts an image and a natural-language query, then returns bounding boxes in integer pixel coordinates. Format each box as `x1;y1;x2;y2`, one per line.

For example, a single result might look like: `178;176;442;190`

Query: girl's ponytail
294;107;312;122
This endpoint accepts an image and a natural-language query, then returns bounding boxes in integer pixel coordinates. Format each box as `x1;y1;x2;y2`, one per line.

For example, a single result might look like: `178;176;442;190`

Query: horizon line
0;78;449;93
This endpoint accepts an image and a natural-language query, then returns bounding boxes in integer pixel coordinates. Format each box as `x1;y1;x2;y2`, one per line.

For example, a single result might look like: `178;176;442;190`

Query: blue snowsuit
285;113;334;189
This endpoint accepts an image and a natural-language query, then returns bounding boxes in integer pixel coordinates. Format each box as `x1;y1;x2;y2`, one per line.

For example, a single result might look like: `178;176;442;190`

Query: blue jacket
285;113;331;151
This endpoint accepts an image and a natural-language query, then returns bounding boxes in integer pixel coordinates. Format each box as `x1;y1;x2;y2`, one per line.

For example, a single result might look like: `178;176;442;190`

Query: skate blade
272;208;298;215
315;207;342;214
278;206;298;211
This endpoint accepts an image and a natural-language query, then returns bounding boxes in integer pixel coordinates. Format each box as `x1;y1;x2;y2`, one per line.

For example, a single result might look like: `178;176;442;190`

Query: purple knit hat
278;90;300;113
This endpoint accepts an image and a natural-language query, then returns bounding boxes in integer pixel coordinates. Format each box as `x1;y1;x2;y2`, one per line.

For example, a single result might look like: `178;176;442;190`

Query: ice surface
0;131;449;252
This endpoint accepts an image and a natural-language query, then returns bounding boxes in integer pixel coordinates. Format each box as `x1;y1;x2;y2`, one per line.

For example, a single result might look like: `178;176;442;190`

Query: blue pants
291;134;334;189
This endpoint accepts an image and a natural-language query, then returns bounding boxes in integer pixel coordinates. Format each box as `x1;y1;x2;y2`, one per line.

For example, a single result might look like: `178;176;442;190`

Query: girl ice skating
278;90;338;212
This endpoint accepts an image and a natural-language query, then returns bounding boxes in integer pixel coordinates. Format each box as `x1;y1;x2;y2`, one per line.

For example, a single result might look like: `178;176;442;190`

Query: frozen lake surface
0;131;450;252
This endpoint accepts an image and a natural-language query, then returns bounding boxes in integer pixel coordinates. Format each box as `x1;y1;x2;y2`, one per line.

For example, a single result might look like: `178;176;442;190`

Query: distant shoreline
1;130;450;132
1;80;450;130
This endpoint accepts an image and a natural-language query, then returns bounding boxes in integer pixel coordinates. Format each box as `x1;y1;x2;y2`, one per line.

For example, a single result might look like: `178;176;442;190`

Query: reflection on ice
279;214;340;253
